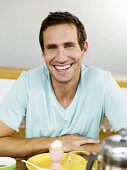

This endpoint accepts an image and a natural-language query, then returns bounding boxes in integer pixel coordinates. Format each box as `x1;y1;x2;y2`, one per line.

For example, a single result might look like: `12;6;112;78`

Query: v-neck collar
47;72;81;113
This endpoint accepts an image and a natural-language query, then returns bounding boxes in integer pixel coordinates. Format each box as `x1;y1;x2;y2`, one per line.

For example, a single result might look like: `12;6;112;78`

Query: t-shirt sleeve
0;71;28;131
104;72;127;131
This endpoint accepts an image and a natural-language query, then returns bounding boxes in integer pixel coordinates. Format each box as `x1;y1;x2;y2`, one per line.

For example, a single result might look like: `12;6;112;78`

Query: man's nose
56;48;68;62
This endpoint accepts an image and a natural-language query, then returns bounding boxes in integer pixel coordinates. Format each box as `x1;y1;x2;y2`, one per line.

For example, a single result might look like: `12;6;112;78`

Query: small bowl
0;157;16;170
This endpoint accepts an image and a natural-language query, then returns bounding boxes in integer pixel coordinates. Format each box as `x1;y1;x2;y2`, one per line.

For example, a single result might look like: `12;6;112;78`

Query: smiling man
0;11;127;157
42;23;87;108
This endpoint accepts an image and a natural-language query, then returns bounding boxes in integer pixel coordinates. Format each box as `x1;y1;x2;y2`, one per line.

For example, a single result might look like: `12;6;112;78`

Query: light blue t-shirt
0;65;127;139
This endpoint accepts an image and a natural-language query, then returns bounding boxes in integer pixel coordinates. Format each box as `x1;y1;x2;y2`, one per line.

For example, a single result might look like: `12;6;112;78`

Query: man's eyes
64;43;74;48
46;43;75;51
47;46;57;50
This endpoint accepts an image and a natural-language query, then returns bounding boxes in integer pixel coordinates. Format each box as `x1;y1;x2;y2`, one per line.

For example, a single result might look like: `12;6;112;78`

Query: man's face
43;24;87;84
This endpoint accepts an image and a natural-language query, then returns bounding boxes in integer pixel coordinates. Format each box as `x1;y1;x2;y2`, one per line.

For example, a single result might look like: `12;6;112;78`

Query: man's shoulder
18;65;49;84
81;65;111;84
27;65;46;75
22;65;48;78
81;65;110;77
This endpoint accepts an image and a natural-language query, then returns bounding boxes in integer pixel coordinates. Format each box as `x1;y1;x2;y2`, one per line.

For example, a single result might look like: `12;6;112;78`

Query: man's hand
59;134;100;152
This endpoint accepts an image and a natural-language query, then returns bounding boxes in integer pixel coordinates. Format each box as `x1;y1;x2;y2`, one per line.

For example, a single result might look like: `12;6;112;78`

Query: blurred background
0;0;127;74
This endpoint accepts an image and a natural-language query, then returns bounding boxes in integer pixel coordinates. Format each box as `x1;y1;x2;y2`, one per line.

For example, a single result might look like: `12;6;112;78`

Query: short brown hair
39;11;87;51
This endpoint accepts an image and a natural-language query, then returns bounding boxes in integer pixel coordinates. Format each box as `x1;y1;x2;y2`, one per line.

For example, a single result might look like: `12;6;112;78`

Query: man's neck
51;76;80;109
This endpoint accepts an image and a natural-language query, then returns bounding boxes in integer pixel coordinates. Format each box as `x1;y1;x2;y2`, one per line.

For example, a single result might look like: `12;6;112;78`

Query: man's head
39;11;87;52
39;11;88;85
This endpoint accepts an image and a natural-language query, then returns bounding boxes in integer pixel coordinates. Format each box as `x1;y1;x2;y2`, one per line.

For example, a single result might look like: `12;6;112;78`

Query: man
0;11;127;157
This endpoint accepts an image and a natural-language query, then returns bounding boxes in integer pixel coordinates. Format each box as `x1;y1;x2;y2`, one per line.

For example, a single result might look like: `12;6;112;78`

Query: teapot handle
86;154;98;170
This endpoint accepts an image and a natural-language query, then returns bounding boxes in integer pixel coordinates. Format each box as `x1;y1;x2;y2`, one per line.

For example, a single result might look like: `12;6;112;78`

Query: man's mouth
54;64;72;71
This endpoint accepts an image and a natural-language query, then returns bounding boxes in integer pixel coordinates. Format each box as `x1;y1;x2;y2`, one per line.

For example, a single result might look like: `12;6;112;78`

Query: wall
0;0;127;74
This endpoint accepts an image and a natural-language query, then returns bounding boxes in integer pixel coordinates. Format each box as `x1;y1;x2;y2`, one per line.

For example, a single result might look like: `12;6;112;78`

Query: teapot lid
102;129;127;159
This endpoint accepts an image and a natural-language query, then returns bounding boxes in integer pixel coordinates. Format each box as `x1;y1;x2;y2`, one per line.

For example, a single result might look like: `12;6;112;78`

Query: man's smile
53;64;72;72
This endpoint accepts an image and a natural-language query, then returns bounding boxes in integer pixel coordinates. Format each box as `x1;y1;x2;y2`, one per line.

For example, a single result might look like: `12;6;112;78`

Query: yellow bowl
26;152;97;170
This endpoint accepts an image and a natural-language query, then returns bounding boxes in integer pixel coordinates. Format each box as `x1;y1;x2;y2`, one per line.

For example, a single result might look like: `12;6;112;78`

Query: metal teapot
86;128;127;170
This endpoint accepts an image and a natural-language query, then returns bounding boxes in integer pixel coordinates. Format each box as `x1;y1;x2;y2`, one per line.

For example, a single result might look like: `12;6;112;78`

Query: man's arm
0;121;55;157
0;121;99;157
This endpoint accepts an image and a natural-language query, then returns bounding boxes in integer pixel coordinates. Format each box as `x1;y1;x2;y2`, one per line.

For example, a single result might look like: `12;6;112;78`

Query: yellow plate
26;153;96;170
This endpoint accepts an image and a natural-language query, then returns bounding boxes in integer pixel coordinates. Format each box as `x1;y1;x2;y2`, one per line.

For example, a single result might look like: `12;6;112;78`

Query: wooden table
15;143;100;170
16;158;27;170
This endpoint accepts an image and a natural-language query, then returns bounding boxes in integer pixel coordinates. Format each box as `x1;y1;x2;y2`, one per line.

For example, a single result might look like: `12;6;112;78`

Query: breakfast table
15;143;100;170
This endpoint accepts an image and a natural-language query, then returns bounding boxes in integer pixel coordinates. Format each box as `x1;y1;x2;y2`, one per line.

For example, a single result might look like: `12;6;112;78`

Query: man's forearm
0;136;56;157
0;134;100;157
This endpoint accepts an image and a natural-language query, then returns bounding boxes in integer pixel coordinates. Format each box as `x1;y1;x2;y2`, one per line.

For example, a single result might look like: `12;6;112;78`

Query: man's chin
52;76;72;84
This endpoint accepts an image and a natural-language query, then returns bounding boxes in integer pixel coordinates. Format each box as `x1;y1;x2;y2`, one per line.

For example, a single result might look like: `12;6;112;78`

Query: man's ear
41;50;44;57
82;41;88;53
41;51;47;66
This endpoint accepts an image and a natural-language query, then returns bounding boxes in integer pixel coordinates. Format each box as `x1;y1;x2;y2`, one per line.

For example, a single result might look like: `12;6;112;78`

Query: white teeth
55;64;71;70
